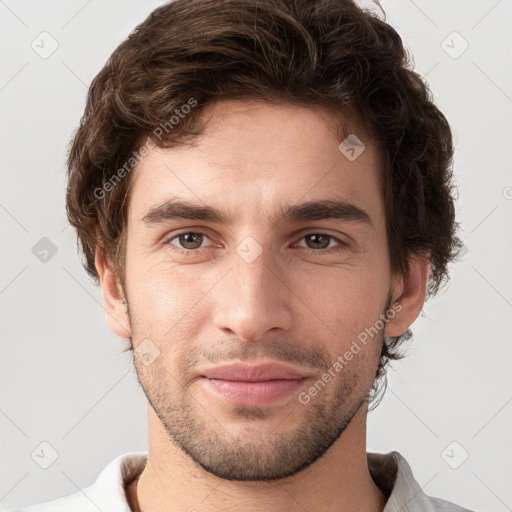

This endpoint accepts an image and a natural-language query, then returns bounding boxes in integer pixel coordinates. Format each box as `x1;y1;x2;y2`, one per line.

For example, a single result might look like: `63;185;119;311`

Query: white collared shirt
7;451;475;512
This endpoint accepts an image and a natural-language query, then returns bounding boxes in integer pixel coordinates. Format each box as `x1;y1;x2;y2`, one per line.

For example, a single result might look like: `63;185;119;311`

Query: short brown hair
66;0;462;401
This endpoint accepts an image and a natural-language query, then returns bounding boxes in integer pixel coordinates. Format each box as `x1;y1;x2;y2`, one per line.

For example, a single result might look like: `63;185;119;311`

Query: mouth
199;361;312;407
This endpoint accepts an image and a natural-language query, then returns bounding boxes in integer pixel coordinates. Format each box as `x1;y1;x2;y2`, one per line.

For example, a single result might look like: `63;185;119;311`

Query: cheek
296;265;390;354
301;262;388;311
127;260;215;339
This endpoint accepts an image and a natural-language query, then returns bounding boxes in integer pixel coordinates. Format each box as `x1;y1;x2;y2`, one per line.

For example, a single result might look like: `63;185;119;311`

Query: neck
128;402;388;512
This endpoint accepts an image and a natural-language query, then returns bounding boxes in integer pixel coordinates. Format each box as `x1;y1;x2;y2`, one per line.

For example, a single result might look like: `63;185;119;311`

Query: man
13;0;473;510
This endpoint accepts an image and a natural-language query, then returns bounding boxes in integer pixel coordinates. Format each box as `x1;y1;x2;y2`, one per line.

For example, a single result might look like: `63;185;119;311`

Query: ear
385;254;430;337
94;246;132;338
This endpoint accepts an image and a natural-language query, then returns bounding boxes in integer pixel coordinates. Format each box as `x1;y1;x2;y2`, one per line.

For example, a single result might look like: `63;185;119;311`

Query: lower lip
202;378;307;406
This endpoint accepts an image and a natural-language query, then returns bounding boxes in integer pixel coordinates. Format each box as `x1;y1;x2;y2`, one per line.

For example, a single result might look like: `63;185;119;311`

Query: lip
201;361;311;381
199;361;312;407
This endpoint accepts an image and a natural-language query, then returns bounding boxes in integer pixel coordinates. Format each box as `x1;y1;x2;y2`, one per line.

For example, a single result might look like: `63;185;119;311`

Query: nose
212;244;294;342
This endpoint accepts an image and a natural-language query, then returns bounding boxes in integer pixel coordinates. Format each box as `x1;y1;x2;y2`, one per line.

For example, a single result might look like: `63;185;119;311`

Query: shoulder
428;496;476;511
4;452;147;512
368;450;477;512
3;491;94;512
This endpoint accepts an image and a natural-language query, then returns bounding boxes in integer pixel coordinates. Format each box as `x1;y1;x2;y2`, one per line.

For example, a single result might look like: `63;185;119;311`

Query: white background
1;1;511;510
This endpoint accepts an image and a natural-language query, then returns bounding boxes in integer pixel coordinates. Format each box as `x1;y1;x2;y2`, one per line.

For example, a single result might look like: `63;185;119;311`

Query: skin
95;99;429;512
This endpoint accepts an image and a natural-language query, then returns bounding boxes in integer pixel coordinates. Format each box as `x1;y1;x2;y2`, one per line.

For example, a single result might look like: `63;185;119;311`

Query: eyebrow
141;197;373;228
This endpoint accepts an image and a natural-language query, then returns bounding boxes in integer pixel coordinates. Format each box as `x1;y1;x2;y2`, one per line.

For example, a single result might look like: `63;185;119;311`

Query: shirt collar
368;451;434;511
86;450;434;511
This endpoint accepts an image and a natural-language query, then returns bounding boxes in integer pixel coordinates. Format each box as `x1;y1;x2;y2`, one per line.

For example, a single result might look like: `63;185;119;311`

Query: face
106;100;408;481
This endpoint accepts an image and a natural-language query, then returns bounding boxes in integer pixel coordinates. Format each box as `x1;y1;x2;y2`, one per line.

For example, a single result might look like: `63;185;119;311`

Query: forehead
128;99;384;226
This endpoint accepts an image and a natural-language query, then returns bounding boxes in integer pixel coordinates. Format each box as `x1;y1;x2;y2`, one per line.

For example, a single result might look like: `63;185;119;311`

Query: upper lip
200;361;311;382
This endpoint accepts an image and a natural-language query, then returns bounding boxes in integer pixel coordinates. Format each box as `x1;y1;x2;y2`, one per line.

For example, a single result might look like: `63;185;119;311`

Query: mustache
180;338;332;375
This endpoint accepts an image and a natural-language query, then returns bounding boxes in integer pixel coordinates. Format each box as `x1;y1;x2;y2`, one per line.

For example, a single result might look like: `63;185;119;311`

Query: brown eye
304;234;331;250
176;232;204;250
165;231;212;254
295;233;349;255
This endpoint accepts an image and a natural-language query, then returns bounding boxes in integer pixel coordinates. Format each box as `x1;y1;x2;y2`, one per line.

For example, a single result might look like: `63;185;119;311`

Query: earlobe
385;255;430;338
94;246;132;338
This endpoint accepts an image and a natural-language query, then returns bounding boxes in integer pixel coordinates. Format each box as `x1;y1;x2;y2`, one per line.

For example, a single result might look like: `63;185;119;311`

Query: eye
163;230;349;257
164;231;213;255
295;233;348;254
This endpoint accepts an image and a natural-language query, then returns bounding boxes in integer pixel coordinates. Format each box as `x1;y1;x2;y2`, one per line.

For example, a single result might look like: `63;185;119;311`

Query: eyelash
163;230;348;257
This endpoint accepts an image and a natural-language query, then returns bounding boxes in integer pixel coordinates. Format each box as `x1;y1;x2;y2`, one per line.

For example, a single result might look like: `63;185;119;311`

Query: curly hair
65;0;462;404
